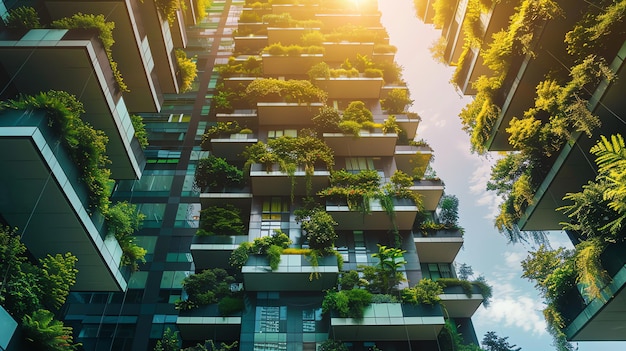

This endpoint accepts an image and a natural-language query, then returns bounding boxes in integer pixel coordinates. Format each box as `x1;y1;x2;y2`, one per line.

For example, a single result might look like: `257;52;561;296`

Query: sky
377;0;626;350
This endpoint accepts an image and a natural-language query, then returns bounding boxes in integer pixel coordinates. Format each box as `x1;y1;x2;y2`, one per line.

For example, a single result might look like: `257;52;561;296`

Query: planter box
326;198;419;230
177;303;242;341
242;254;339;291
262;53;323;76
331;303;444;341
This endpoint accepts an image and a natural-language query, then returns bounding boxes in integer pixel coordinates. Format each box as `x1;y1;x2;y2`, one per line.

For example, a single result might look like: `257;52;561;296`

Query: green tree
342;101;373;124
22;309;79;351
371;244;407;293
312;106;341;133
154;328;179;351
318;339;348;351
481;331;521;351
38;253;78;311
301;209;338;251
4;6;41;28
457;263;474;281
381;88;413;114
438;194;459;227
175;49;198;93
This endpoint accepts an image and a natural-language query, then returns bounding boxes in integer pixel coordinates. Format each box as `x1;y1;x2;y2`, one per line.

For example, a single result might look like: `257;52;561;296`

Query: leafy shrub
218;296;245;316
175;49;198;93
4;6;41;28
195;156;244;190
197;204;245;236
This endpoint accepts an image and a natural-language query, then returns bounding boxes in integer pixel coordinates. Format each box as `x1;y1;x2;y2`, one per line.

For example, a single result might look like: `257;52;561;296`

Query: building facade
0;0;485;350
416;0;626;343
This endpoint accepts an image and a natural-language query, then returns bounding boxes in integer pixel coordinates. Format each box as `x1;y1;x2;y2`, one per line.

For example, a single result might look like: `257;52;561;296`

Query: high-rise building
0;1;487;350
416;0;626;343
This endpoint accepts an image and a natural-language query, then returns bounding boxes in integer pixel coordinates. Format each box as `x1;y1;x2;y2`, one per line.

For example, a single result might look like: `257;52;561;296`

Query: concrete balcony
242;254;339;291
223;76;257;91
322;42;374;63
413;229;464;263
190;235;250;270
326;198;419;231
315;13;382;29
314;76;384;99
395;145;433;178
519;40;626;231
44;0;164;112
215;110;257;127
0;110;127;291
250;163;330;196
331;303;445;341
136;0;180;93
271;4;319;20
211;133;258;160
410;179;444;212
262;53;324;76
267;27;319;46
177;304;242;341
563;243;626;341
0;29;145;179
199;185;253;210
257;102;323;126
440;285;484;318
234;35;268;54
324;132;397;157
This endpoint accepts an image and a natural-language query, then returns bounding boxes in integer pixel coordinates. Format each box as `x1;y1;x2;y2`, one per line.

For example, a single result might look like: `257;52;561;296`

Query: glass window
268;129;297;139
423;263;454;280
137;203;166;228
160;271;190;289
174;203;200;228
345;157;375;171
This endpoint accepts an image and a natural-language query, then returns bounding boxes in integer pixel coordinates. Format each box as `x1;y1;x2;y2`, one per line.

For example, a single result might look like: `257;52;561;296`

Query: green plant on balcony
105;201;147;271
218;56;263;78
52;13;128;92
201;121;245;149
0;227;80;350
264;43;324;55
436;277;492;306
4;6;41;28
337;100;380;137
245;78;328;104
322;288;373;319
155;0;184;24
432;0;456;29
130;115;149;149
300;209;338;251
438;320;484;351
359;244;407;294
155;328;238;351
195;0;210;22
565;0;626;59
196;204;245;236
239;10;261;23
312;106;342;134
22;309;80;351
318;340;349;351
381;88;413;114
325;24;385;43
521;245;577;351
244;134;334;198
1;91;112;212
373;43;398;54
195;156;244;191
401;278;442;305
175;49;198;93
228;230;292;269
177;268;242;315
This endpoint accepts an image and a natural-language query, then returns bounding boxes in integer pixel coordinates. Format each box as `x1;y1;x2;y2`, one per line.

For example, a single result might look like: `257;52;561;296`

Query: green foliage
308;62;331;80
105;201;146;271
267;244;283;270
322;288;373;318
366;244;407;294
155;0;182;23
218;56;263;78
401;279;442;305
197;204;245;236
175;49;198;93
343;100;373;124
1;91;112;211
312;106;341;133
265;43;324;56
438;194;459;227
154;328;179;351
381;89;413;114
318;339;349;351
325;24;385;43
300;209;338;251
229;230;292;269
180;268;236;307
218;296;245;316
130;115;149;149
195;0;210;21
4;6;41;28
245;78;327;103
52;13;127;92
438;320;484;351
481;331;521;351
432;0;456;29
195;156;244;190
38;254;78;311
22;309;79;351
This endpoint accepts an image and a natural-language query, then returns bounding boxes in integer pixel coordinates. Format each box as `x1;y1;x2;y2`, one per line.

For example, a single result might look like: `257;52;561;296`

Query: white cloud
467;158;502;219
474;289;547;336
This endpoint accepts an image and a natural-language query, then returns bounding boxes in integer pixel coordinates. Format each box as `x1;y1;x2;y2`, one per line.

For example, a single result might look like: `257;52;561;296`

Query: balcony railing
331;302;445;341
242;254;339;291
